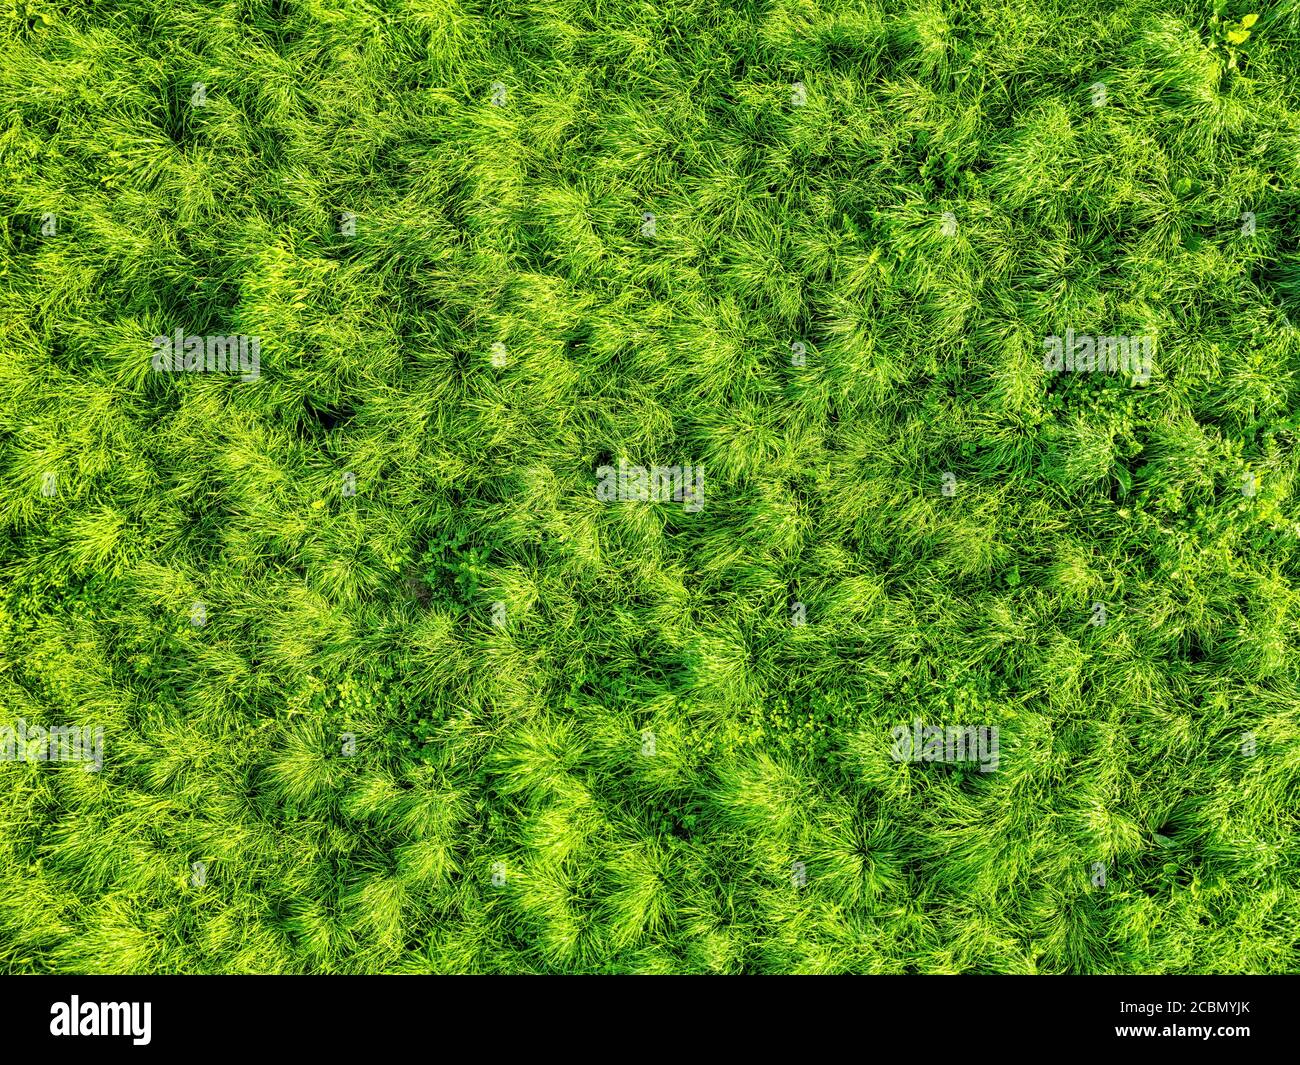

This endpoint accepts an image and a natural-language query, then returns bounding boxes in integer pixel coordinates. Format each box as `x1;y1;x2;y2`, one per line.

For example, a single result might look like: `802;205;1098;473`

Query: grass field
2;0;1299;974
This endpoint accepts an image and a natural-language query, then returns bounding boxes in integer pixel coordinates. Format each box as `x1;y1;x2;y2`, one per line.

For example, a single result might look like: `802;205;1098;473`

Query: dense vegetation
1;0;1298;973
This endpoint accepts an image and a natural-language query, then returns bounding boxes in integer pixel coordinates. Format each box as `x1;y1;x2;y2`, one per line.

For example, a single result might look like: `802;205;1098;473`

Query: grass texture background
2;0;1299;973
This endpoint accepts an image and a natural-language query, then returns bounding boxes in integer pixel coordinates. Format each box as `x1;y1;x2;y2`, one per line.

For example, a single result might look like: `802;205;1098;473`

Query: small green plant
1208;8;1260;72
419;528;498;609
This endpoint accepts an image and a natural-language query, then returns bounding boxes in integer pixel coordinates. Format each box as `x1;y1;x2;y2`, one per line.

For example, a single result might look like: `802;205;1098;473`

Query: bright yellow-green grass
1;0;1298;973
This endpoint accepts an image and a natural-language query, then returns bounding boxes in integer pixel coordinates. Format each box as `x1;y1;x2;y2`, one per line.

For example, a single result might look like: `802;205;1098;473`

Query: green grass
2;0;1299;974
